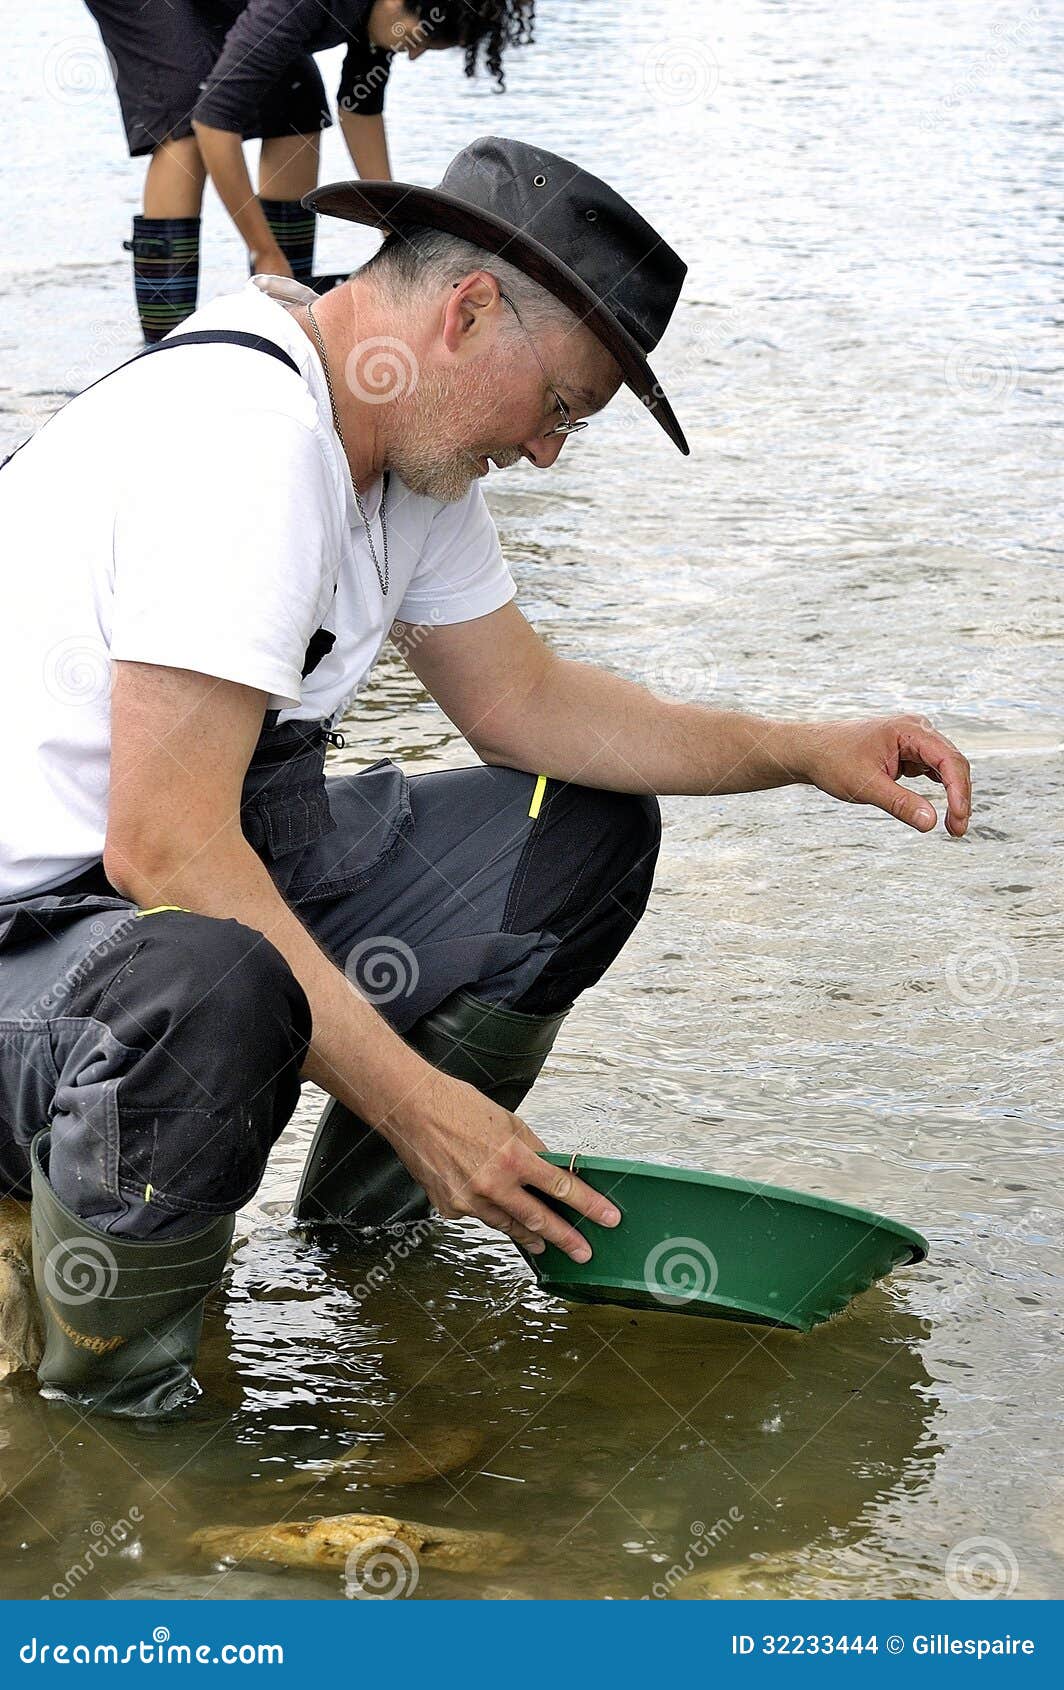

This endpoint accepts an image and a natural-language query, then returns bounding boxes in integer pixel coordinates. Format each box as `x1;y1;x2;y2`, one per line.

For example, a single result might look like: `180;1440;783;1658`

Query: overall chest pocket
239;718;414;903
239;721;336;873
241;778;335;862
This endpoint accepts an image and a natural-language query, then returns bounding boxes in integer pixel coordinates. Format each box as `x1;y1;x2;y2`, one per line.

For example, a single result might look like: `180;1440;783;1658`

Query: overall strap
136;329;301;376
1;329;302;470
4;325;331;741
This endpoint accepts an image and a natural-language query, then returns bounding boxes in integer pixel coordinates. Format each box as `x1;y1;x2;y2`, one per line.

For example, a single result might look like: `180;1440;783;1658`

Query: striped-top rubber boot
257;198;316;285
123;215;201;344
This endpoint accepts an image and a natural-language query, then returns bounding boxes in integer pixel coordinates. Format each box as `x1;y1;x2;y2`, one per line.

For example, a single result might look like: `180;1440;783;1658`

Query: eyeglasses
496;286;590;439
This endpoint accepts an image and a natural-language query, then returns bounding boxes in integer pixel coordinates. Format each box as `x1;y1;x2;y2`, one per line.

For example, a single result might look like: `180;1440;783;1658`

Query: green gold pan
518;1154;929;1333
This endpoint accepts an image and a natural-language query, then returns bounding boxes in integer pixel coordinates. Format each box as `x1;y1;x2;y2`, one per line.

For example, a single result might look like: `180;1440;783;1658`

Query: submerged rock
191;1511;519;1576
277;1425;485;1491
669;1544;884;1600
0;1201;42;1381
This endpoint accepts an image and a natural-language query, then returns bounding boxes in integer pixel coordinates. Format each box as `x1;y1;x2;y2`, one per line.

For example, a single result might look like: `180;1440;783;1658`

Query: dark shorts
85;0;331;157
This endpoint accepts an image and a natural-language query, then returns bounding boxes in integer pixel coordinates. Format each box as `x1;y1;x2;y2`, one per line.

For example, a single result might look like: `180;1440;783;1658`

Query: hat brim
303;179;690;456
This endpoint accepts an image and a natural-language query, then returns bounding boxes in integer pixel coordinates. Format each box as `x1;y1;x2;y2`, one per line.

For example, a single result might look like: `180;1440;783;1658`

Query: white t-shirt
0;277;516;900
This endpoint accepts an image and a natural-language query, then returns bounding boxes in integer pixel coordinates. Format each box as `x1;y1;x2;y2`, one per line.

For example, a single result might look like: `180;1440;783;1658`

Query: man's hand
251;243;294;279
794;714;971;836
380;1070;622;1262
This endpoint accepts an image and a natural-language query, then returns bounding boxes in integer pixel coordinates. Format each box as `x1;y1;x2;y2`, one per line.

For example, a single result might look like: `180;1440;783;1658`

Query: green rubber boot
293;989;570;1228
30;1132;234;1418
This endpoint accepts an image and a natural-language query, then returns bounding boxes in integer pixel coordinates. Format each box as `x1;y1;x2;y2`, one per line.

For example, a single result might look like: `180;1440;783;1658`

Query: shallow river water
2;0;1061;1602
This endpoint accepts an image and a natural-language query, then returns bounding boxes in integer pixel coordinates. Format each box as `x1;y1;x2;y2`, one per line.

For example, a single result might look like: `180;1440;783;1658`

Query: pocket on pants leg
0;1026;60;1197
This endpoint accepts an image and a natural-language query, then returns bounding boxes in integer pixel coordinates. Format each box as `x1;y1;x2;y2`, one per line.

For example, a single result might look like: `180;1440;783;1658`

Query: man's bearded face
386;343;533;504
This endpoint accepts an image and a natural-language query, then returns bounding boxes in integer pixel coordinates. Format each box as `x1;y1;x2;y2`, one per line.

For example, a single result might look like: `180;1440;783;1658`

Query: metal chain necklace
305;298;389;597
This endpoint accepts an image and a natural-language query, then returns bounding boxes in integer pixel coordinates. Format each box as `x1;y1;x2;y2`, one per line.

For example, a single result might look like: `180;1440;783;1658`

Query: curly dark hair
408;1;536;91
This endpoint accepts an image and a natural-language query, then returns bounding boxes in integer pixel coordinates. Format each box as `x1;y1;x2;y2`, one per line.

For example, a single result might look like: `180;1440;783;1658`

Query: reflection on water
4;1226;942;1600
3;0;1062;1601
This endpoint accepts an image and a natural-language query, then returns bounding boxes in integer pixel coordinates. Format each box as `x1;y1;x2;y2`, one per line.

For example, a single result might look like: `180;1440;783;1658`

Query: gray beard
388;444;481;504
383;359;525;501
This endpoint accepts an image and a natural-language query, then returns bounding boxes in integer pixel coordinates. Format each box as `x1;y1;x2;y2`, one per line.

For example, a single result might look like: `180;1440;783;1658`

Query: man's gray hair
358;223;580;340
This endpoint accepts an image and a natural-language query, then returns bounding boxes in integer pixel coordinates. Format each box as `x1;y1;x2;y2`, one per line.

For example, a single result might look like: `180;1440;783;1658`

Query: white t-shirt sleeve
109;410;340;707
395;481;517;627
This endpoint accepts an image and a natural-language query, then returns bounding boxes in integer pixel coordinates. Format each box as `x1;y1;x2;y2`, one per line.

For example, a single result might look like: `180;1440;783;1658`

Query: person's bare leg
258;132;321;200
127;137;206;341
143;135;206;218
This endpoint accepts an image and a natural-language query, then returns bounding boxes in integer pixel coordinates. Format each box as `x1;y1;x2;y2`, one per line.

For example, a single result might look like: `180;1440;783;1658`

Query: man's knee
601;788;662;894
162;912;310;1054
538;783;660;918
53;912;311;1227
503;784;661;1014
121;911;309;1100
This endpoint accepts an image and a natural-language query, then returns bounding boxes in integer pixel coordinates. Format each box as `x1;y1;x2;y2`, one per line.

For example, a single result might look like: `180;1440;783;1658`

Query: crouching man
0;138;971;1417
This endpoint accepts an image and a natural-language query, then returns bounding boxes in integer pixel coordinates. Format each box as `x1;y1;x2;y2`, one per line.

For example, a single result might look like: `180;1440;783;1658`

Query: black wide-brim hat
303;136;689;454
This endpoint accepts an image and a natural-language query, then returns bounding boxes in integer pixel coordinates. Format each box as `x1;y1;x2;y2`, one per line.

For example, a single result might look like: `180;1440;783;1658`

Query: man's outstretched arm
399;602;972;836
